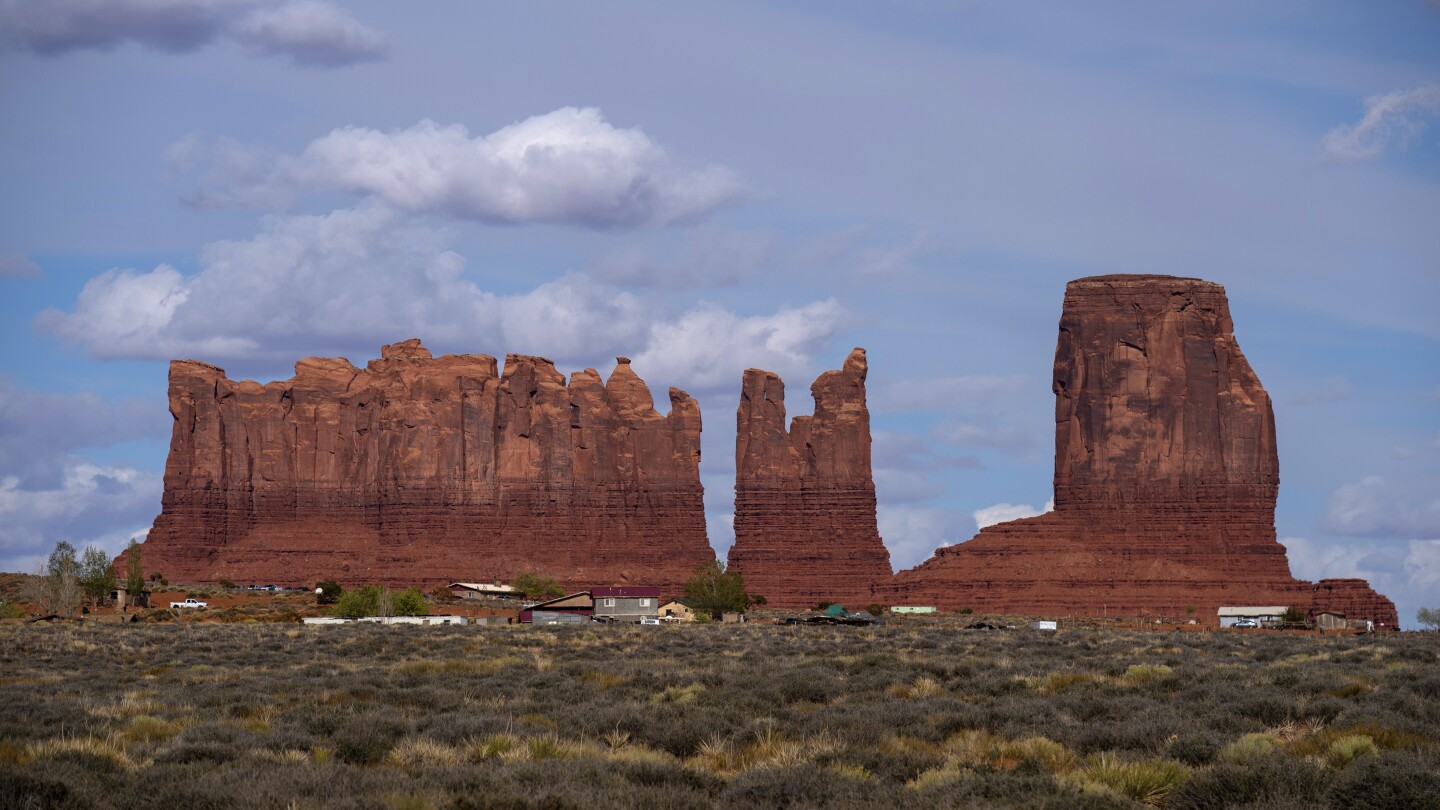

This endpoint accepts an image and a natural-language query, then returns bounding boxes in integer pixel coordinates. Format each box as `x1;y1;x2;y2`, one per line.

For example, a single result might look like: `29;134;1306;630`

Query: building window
603;598;615;607
639;598;652;607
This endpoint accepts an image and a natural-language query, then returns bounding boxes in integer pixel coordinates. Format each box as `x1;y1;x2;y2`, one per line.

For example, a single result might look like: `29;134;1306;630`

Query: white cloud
38;204;845;395
0;379;166;572
878;504;974;570
0;252;41;278
632;299;845;395
177;108;746;228
230;0;382;65
0;0;384;65
1323;475;1440;539
1321;84;1440;161
1280;535;1440;630
973;498;1053;530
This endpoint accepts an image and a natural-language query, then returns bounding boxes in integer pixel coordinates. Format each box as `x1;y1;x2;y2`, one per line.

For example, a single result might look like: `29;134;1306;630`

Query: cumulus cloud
0;0;384;65
0;378;167;573
1281;535;1440;630
877;505;973;570
37;204;845;395
0;463;161;573
175;108;746;228
632;299;846;395
1321;84;1440;161
0;377;165;485
0;252;41;278
1323;475;1440;539
973;498;1053;530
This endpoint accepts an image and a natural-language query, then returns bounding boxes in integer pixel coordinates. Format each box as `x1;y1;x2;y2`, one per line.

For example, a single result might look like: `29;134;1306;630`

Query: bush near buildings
0;621;1435;808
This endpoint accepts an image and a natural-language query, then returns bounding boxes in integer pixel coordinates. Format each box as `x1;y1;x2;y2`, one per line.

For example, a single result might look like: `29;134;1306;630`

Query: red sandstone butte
131;340;714;591
885;275;1398;628
727;348;894;608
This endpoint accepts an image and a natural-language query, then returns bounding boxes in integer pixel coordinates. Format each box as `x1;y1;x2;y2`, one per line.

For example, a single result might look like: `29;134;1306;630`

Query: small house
658;599;695;622
1315;611;1347;631
1217;606;1287;627
448;582;521;600
592;587;660;622
890;606;936;614
520;592;593;624
110;586;150;611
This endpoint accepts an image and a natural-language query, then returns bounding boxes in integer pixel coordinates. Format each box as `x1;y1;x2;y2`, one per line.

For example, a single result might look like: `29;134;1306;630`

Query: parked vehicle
639;617;661;626
170;598;208;609
1233;619;1259;629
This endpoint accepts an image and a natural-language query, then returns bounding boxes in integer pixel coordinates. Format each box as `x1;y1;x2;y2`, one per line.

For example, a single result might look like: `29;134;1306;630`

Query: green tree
513;572;564;600
334;585;382;617
1281;606;1307;627
45;541;81;615
683;561;751;620
1417;607;1440;631
332;586;429;618
78;545;117;604
391;588;429;616
316;580;344;605
125;538;146;595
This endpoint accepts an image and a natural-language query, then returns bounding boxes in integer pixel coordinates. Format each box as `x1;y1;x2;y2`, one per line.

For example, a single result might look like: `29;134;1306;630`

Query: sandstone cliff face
726;349;893;607
887;276;1398;628
136;340;714;590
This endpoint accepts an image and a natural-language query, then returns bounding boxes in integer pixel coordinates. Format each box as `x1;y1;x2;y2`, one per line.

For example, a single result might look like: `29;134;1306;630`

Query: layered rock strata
133;340;714;591
887;276;1398;628
727;349;893;607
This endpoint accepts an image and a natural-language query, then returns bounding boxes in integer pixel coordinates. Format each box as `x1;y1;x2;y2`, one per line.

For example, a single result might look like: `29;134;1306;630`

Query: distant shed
890;606;936;614
1217;606;1287;627
520;592;593;624
448;582;521;600
1315;611;1347;631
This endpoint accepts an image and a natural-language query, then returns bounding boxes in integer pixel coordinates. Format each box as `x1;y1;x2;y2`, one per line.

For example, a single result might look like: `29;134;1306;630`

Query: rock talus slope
886;276;1397;627
134;340;714;590
726;348;894;607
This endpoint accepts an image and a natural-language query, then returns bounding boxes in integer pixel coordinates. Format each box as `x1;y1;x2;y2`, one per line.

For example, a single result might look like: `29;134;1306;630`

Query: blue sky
1;1;1436;625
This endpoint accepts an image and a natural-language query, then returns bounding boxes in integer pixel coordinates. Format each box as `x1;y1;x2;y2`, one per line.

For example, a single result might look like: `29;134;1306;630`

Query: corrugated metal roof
591;586;661;598
1217;606;1288;616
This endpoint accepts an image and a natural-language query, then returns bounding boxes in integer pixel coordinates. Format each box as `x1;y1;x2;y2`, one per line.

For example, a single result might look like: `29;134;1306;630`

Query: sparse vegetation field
1;622;1437;809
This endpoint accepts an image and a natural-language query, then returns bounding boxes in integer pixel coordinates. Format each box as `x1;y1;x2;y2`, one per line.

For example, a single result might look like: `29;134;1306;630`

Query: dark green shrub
1171;754;1332;810
333;715;407;765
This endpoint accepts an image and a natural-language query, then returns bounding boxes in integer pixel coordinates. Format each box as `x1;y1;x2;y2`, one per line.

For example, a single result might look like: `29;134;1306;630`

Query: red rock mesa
727;348;894;608
132;340;714;591
886;275;1397;628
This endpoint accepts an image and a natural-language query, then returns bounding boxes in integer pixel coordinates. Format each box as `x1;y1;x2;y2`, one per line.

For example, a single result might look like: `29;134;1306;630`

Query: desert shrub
1170;754;1332;810
1219;732;1279;763
0;769;72;809
1167;731;1222;766
723;763;898;808
333;714;407;765
1327;749;1440;810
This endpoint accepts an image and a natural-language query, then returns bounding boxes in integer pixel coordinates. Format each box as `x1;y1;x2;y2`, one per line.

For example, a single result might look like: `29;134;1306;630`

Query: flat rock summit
128;276;1397;626
134;341;714;591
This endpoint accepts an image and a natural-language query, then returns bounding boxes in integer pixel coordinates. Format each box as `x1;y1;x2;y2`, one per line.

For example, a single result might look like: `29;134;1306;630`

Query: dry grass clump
1075;752;1190;806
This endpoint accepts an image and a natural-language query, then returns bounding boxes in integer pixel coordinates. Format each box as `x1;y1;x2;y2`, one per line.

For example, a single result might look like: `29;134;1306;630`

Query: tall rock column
886;276;1397;627
727;348;893;607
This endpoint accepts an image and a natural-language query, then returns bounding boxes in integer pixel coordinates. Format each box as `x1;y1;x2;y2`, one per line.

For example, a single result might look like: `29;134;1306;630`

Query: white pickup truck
170;598;208;609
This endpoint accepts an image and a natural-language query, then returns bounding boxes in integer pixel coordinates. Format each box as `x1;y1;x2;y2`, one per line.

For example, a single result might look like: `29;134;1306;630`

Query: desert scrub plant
387;737;463;771
1122;663;1174;686
1074;752;1190;807
120;715;182;745
1035;670;1099;694
1218;732;1279;763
